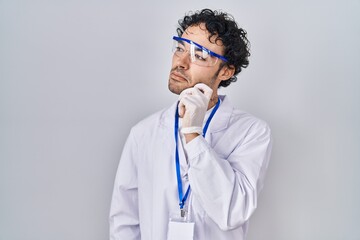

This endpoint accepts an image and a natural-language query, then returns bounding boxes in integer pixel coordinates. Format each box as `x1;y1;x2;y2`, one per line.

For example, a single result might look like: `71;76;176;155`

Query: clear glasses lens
172;40;218;67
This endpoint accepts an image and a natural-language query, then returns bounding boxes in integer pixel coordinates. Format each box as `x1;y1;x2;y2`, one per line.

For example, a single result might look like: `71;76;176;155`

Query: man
110;9;272;240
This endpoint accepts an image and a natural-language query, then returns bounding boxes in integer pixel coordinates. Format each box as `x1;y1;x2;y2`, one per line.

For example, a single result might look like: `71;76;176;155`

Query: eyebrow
193;45;203;52
177;39;205;52
177;40;186;46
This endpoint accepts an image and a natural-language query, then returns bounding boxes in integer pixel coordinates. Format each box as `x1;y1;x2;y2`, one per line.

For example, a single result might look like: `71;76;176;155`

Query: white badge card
167;219;195;240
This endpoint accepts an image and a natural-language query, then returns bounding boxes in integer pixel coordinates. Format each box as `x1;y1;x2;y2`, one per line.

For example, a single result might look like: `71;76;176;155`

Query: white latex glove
178;83;213;134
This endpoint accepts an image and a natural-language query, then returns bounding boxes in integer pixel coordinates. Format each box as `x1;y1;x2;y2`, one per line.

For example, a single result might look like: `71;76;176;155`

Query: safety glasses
172;36;228;67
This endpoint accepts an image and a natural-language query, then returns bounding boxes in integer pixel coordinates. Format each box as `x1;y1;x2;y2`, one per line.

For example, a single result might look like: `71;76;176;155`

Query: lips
171;71;188;82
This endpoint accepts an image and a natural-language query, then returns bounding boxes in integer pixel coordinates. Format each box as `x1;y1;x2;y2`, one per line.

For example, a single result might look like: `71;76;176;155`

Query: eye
194;54;205;61
175;45;185;53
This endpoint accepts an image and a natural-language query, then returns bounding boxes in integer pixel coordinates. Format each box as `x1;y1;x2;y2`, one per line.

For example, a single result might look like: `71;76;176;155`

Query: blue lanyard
174;98;220;211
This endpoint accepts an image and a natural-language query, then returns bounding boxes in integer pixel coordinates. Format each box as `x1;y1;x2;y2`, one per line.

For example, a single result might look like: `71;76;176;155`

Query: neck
207;94;219;110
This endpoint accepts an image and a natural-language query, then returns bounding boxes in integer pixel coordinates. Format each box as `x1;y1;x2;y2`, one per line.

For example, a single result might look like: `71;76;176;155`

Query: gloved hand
178;83;213;135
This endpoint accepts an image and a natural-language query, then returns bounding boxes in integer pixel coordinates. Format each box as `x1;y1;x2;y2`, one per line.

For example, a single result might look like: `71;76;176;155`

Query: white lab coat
109;95;272;240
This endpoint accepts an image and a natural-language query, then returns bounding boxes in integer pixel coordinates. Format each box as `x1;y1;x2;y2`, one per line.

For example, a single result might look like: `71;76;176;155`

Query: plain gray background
1;0;359;239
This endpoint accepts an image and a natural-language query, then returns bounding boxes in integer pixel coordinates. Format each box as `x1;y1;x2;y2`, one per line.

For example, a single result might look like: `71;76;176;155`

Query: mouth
170;71;189;82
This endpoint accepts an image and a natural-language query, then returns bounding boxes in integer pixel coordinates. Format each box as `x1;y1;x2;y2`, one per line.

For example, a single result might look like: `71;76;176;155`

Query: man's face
168;24;226;95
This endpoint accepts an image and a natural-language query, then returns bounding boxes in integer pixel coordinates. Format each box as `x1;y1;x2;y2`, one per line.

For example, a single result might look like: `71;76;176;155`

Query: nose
174;51;190;69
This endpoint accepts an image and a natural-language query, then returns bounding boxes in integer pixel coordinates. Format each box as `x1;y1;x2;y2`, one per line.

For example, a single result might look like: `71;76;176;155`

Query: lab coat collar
160;95;233;134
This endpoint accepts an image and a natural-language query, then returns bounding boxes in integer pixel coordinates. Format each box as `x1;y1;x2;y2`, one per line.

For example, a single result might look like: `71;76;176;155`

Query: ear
218;65;235;81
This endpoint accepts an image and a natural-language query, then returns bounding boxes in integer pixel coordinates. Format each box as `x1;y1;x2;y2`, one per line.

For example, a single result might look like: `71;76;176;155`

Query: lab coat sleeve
109;129;140;240
185;120;272;231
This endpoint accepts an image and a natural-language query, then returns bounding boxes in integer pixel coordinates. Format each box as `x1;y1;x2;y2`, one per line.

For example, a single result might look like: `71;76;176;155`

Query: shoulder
219;95;270;132
129;102;176;136
216;96;271;144
231;108;270;132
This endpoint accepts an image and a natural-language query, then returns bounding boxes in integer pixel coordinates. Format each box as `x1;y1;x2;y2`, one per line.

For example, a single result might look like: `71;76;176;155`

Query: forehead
182;24;224;54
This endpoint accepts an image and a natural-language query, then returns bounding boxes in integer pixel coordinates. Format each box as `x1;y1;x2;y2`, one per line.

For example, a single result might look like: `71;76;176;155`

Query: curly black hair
177;9;250;88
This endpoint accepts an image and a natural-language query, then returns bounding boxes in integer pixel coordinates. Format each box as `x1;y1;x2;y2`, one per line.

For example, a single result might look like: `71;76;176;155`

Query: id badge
167;217;194;240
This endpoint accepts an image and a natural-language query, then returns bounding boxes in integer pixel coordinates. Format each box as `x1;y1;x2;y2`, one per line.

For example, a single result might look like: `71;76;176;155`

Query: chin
168;80;186;95
168;84;181;95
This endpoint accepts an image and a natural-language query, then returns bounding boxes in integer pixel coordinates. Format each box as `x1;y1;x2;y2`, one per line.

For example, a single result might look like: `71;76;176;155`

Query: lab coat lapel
205;95;233;135
160;100;189;173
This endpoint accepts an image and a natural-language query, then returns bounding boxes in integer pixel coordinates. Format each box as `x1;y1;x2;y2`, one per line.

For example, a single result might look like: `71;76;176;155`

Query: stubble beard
168;67;191;95
168;65;222;95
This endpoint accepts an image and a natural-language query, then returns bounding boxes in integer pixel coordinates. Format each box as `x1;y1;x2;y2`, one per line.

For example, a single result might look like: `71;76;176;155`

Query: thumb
178;101;185;117
194;83;213;99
